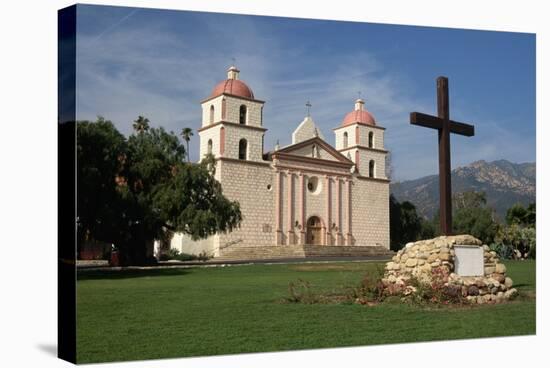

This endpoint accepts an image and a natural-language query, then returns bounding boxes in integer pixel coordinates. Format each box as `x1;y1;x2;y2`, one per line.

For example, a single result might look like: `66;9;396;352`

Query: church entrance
306;216;323;245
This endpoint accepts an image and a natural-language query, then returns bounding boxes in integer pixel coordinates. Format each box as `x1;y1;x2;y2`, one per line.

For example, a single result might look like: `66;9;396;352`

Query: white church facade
169;66;390;258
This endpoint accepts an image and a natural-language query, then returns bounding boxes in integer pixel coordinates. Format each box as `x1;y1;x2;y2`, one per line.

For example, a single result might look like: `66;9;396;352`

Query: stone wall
383;235;518;304
217;159;275;252
351;178;390;248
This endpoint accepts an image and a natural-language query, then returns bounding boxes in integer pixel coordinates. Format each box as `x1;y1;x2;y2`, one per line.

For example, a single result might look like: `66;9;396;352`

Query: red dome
342;109;376;126
210;79;254;99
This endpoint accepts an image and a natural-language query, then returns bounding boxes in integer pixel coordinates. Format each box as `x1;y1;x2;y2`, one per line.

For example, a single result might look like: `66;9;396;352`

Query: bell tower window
239;105;247;125
238;138;248;160
207;139;213;155
209;105;215;124
369;160;375;178
343;132;348;148
368;131;374;148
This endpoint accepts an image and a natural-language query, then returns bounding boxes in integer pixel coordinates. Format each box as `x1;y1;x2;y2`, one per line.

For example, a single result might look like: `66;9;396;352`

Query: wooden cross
410;76;475;235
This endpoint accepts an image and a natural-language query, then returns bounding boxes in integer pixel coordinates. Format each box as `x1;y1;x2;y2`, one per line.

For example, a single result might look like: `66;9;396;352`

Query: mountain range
390;159;536;220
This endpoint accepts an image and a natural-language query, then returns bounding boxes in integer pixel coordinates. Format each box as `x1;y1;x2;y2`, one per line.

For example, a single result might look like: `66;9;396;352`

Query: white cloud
76;10;535;181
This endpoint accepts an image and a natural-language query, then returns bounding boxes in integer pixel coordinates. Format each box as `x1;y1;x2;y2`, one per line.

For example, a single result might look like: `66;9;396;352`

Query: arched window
238;138;247;160
343;132;348;148
368;131;374;148
207;139;213;154
209;105;215;124
239;105;247;125
369;160;375;178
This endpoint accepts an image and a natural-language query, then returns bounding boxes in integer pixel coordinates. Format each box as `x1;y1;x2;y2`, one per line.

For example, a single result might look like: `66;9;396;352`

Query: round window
267;184;272;191
307;176;321;194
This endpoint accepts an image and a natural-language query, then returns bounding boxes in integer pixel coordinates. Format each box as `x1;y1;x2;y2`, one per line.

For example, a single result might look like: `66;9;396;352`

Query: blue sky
75;4;536;181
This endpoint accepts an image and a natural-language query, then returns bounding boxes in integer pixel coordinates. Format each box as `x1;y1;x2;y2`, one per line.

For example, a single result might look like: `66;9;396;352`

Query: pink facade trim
287;172;294;244
325;176;332;245
275;171;282;238
337;178;342;240
219;127;225;155
346;179;353;245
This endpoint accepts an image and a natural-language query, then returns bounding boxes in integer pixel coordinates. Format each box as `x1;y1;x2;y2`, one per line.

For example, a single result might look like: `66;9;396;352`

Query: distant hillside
390;160;536;220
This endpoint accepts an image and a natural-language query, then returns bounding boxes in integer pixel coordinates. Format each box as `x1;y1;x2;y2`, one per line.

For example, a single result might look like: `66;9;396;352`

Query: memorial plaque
454;245;484;276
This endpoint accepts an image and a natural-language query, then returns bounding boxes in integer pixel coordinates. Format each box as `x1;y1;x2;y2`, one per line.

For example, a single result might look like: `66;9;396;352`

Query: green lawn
76;260;536;364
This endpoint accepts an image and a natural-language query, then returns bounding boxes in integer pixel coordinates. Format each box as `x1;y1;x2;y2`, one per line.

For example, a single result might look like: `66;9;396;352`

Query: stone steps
217;245;394;261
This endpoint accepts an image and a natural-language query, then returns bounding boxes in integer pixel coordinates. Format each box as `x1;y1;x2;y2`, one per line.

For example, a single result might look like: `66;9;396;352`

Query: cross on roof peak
306;100;312;117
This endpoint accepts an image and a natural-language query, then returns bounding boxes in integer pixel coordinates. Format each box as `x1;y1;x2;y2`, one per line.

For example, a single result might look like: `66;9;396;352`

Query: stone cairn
383;235;518;304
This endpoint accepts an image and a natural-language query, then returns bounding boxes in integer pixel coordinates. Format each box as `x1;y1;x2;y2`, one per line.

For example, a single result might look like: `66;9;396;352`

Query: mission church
167;65;391;259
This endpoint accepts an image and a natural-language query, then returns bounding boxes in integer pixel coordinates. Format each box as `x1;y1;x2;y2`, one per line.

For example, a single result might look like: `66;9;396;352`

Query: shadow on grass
77;268;191;281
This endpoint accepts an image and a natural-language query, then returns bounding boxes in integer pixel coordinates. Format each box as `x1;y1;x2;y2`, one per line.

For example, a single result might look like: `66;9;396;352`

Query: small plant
489;243;515;260
159;248;200;262
284;279;319;304
197;251;212;262
347;265;386;304
399;266;466;306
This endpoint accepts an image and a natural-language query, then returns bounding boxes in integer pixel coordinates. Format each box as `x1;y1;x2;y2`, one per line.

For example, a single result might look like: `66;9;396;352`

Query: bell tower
334;98;388;179
198;66;267;162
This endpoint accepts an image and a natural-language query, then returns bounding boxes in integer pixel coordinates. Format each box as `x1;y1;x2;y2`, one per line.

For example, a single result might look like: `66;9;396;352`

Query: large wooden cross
410;76;475;235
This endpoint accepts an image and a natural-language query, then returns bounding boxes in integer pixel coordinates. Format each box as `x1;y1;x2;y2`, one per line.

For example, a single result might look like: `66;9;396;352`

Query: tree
453;206;497;245
453;191;487;210
389;195;426;251
180;127;194;162
506;202;535;226
451;191;497;244
132;115;150;134
77;117;242;264
76;117;128;257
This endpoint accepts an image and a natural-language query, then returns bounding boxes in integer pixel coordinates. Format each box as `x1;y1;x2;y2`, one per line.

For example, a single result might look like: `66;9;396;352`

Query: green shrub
493;224;536;259
401;267;466;306
489;243;515;260
159;248;199;262
284;279;319;304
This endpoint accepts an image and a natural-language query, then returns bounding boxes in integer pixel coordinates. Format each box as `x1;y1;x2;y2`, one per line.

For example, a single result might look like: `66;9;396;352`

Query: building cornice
198;121;268;133
355;175;391;183
274;136;354;165
338;145;389;154
200;93;265;105
274;164;352;178
217;157;272;167
272;151;354;169
333;123;386;131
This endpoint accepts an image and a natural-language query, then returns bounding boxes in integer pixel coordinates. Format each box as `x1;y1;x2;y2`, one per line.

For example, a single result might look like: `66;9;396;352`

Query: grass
76;260;535;364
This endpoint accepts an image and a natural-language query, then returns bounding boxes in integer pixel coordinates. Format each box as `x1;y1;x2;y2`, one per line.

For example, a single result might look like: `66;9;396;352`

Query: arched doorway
306;216;323;245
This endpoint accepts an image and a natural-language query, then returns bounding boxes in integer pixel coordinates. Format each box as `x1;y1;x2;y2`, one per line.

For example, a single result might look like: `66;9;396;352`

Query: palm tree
132;116;150;134
180;127;194;162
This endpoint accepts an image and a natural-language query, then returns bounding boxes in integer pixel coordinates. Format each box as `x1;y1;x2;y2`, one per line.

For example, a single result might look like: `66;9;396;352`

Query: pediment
275;137;353;165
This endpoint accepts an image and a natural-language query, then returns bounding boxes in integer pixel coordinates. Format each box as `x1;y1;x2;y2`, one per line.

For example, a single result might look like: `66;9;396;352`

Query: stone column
336;178;343;245
287;171;294;245
325;175;332;246
346;178;353;246
275;170;283;245
299;172;306;244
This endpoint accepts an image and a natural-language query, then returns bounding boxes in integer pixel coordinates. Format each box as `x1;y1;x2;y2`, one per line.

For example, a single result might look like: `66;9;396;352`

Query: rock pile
383;235;518;304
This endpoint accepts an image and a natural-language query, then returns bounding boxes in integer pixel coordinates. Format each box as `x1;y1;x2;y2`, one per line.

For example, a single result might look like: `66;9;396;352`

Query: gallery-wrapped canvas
58;3;536;364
